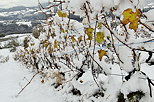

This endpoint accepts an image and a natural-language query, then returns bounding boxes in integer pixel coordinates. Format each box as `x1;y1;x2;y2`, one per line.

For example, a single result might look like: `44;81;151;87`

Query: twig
139;21;154;32
39;0;65;10
64;74;78;83
16;72;39;97
102;18;124;63
93;16;98;57
106;25;154;53
88;51;107;75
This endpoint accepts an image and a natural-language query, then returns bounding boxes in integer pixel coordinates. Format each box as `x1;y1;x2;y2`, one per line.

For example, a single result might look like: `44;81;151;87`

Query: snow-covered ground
1;34;154;102
0;48;64;102
1;1;154;101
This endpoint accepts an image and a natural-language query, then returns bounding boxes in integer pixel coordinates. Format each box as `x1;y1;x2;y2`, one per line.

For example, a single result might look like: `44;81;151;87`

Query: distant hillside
0;3;82;35
0;6;35;12
0;5;47;34
0;6;47;21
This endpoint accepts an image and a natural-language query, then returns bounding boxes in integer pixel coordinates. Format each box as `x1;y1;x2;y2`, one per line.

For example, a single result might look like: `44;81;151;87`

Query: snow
0;49;64;102
1;0;154;102
16;22;32;27
144;9;154;21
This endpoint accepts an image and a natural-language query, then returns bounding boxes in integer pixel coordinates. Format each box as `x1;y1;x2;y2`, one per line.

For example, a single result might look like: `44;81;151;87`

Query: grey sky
0;0;153;8
0;0;47;8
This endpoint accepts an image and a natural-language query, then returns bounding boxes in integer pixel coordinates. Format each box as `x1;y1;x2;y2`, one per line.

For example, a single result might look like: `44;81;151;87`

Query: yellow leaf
129;20;138;31
135;9;141;17
78;36;82;43
122;8;141;31
48;46;53;54
122;8;133;25
54;40;58;48
70;36;76;43
57;11;67;17
43;42;49;47
30;43;34;46
85;28;94;40
97;22;102;29
61;28;65;33
61;28;68;33
96;32;105;44
98;50;106;61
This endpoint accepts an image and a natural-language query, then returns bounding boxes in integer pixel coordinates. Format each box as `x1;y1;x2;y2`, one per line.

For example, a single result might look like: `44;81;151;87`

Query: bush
32;27;40;39
32;24;43;39
2;39;20;52
5;39;19;48
0;55;9;63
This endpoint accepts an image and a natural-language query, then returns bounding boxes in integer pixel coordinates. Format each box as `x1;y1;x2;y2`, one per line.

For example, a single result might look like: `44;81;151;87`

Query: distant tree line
0;22;41;35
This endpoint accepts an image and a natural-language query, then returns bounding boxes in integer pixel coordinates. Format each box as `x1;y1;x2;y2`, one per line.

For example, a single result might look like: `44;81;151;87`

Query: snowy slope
0;48;64;102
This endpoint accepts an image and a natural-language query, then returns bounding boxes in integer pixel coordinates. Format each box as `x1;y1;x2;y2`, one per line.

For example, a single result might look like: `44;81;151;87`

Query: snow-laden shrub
32;24;44;39
0;55;9;63
15;0;154;101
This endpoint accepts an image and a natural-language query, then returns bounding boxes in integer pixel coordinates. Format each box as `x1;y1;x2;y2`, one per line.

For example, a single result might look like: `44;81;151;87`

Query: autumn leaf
122;8;133;25
48;46;53;54
42;40;49;47
70;36;76;43
30;43;35;46
98;50;106;61
122;8;141;31
85;28;94;40
78;36;82;43
129;20;138;31
61;28;68;33
43;42;49;47
61;28;65;33
97;22;102;29
96;32;105;44
57;11;67;17
54;40;58;48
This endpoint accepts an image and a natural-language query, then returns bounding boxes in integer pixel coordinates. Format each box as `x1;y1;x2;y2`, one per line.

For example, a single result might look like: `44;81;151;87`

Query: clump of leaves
3;39;19;51
51;71;65;87
32;27;40;39
0;55;9;63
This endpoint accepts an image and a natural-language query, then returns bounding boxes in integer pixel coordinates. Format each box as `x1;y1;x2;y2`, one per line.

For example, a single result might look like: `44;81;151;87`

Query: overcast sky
0;0;46;8
0;0;153;8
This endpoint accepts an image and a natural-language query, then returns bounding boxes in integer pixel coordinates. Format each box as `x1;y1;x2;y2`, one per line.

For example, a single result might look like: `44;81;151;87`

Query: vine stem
16;72;39;97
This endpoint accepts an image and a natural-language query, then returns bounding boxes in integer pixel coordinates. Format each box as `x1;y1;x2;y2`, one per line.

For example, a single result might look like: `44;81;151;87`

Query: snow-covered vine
15;0;154;101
